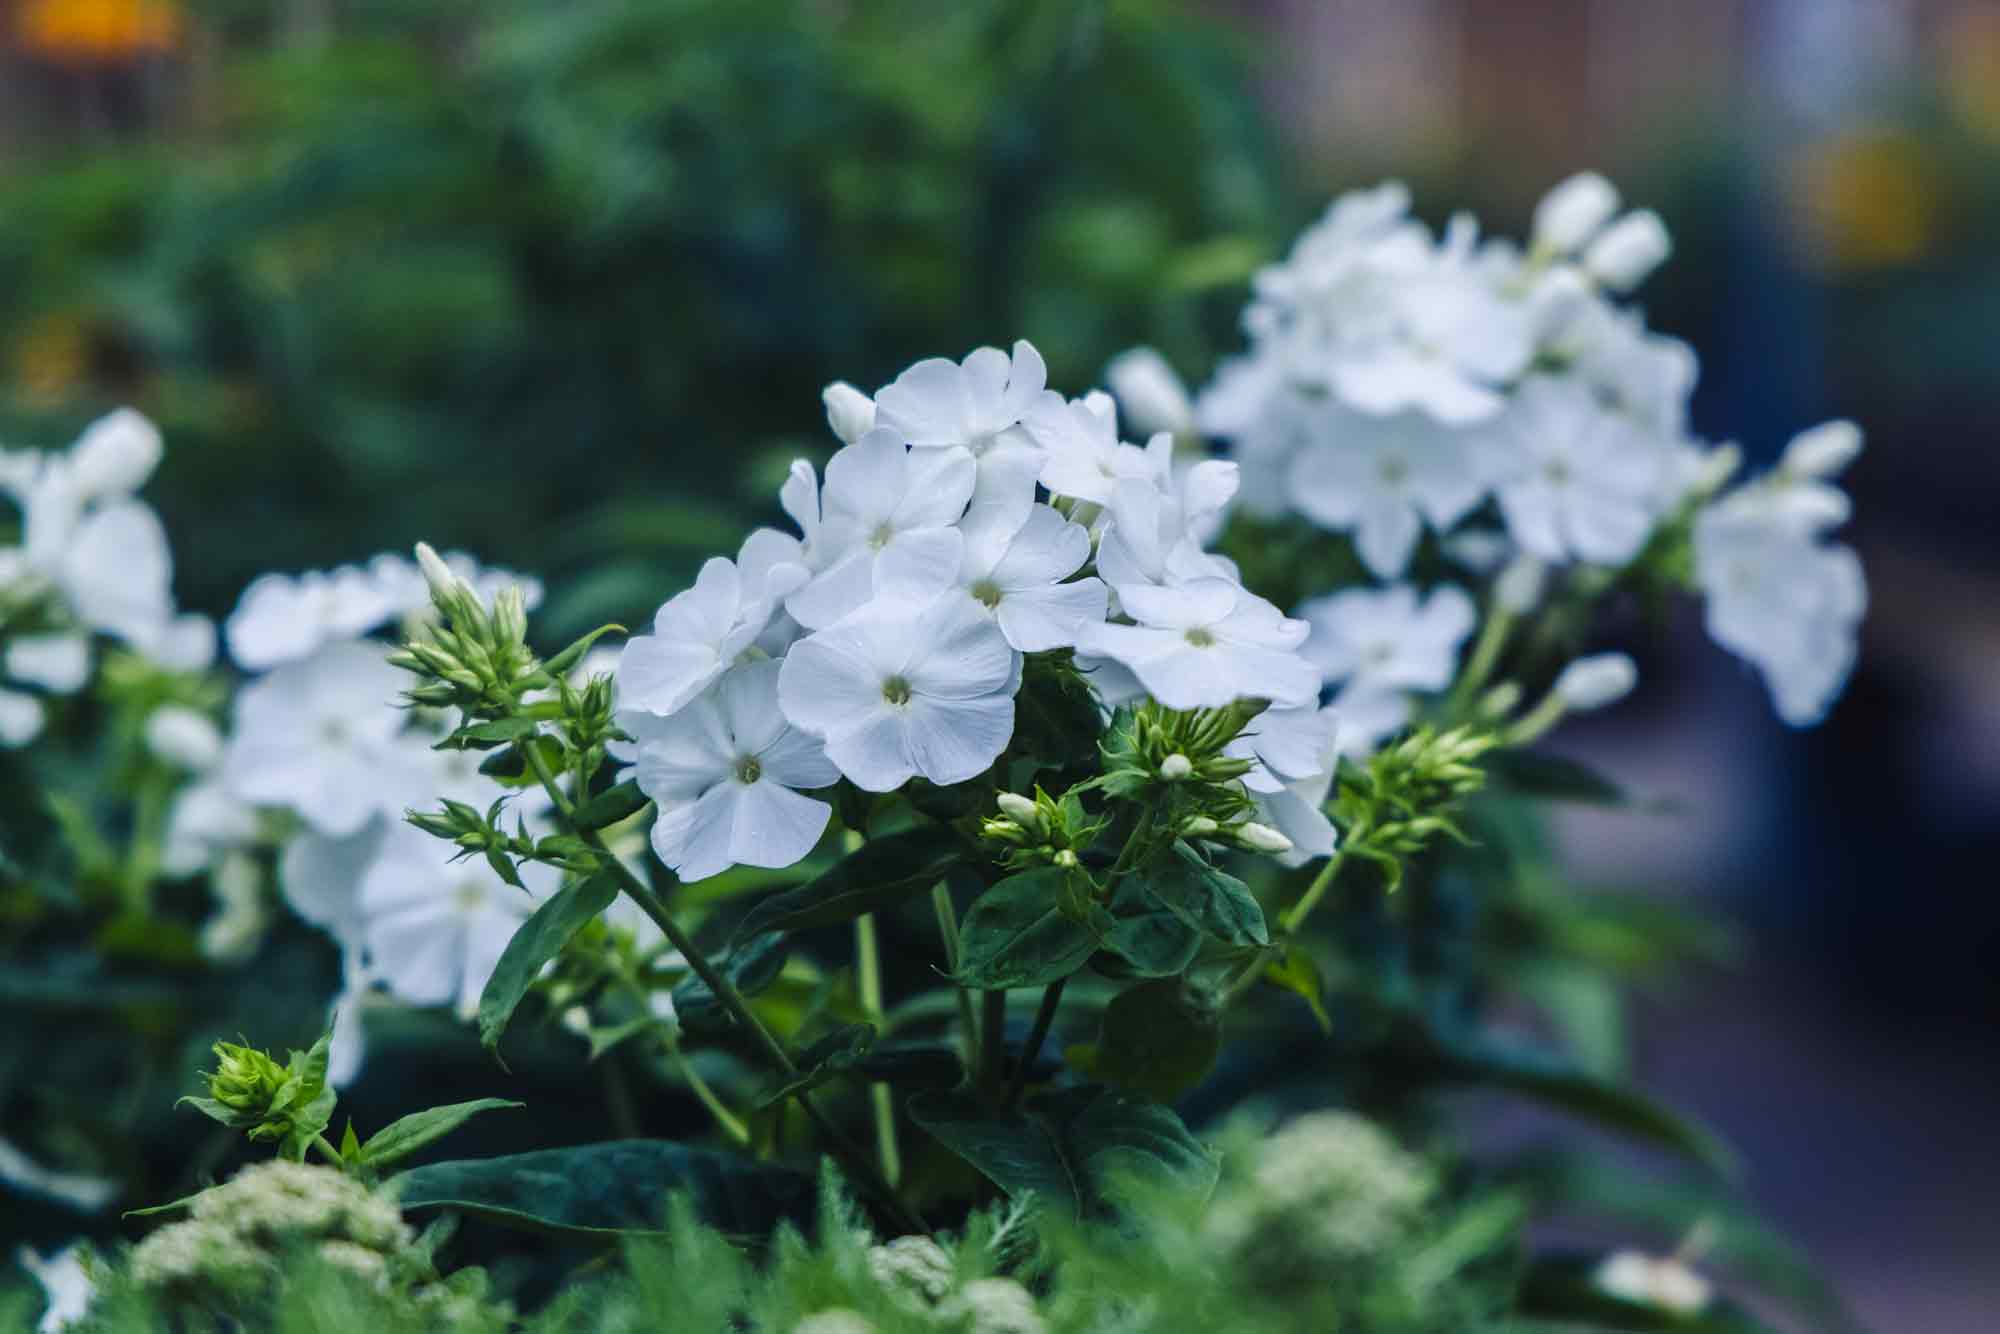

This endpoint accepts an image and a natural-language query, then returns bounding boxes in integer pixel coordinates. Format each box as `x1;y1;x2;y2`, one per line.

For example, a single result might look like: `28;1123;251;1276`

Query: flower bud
1233;821;1294;855
4;633;90;694
995;792;1042;834
1052;849;1080;869
1477;681;1522;719
68;407;163;500
145;705;223;772
206;1041;288;1121
1533;172;1620;254
1105;347;1195;438
1493;555;1545;614
1780;419;1862;480
1585;210;1671;290
1159;753;1194;781
1183;816;1219;837
822;382;877;445
1554;652;1638;711
1692;443;1742;495
1593;1251;1713;1316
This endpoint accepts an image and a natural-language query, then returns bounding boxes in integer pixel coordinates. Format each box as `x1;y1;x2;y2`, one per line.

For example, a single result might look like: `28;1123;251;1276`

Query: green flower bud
207;1042;287;1121
1159;753;1193;781
995;792;1043;836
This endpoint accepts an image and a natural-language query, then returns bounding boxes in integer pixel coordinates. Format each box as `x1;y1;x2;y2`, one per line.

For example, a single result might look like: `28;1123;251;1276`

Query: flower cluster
616;340;1328;884
1180;173;1864;726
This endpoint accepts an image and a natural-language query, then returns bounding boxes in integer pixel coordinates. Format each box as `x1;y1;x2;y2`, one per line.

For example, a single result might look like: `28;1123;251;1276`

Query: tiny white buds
67;407;164;500
995;792;1042;834
1593;1251;1713;1316
1494;555;1546;614
145;705;223;771
1159;753;1194;781
1105;347;1195;438
1182;815;1220;837
4;633;90;694
1780;420;1863;480
1533;172;1620;255
1554;652;1638;711
822;381;877;445
1233;821;1294;855
1693;443;1743;495
1052;848;1080;869
1477;681;1522;719
1585;210;1671;290
0;689;45;748
414;541;468;607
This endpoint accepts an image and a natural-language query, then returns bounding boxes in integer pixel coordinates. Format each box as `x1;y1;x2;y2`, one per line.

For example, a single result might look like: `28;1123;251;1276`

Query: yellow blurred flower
1787;128;1940;272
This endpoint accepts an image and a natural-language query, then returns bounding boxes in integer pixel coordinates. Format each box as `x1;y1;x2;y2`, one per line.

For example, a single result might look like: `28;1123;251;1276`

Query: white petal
994;577;1107;652
728;780;833;871
902;692;1014;786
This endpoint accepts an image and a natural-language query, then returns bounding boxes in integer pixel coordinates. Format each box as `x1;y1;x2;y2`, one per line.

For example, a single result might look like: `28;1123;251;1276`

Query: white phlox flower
1023;388;1158;506
779;429;977;629
4;633;90;694
778;586;1022;792
1226;702;1341;866
617;532;809;718
1105;346;1196;438
144;705;224;771
1094;439;1241;595
952;455;1107;652
357;821;556;1019
1288;405;1485;578
1554;652;1639;711
276;817;389;952
630;659;839;882
1298;582;1475;697
1076;577;1318;712
873;339;1047;458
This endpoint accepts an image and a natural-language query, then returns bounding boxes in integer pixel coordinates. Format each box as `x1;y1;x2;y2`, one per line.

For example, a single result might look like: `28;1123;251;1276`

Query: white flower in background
1532;172;1622;255
1289;407;1485;578
629;660;839;881
617;537;809;719
1583;210;1672;291
1094;445;1241;594
1298;583;1475;696
15;1242;94;1334
822;381;877;444
327;966;373;1089
1023;389;1156;505
4;633;89;693
779;590;1022;791
780;430;977;629
226;564;404;671
1694;470;1866;727
1226;702;1341;865
1105;346;1195;438
132;612;218;673
63;407;163;499
1193;354;1299;519
873;340;1046;457
1780;419;1863;480
197;851;268;964
1479;375;1674;567
358;821;555;1018
953;457;1107;651
219;641;428;837
1077;578;1318;711
278;819;389;952
1553;652;1639;711
162;779;260;877
0;1140;117;1212
144;705;223;771
1558;304;1698;441
1593;1250;1713;1316
45;500;174;647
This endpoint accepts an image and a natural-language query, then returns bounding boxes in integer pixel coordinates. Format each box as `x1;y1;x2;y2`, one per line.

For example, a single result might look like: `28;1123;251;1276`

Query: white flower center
1184;627;1217;648
1377;454;1409;486
454;881;487;913
868;521;897;550
1543;457;1572;485
319;718;349;746
881;675;913;706
733;755;762;785
969;579;1004;609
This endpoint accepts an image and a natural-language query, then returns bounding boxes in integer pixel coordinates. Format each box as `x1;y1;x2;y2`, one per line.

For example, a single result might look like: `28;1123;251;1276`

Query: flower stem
980;989;1007;1101
854;912;901;1186
931;881;980;1063
1446;605;1514;718
519;740;924;1233
1277;846;1350;937
1002;978;1066;1111
311;1133;345;1169
668;1043;751;1148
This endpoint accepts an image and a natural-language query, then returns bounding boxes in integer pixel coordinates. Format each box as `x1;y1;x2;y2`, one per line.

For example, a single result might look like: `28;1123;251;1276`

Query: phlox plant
4;173;1867;1334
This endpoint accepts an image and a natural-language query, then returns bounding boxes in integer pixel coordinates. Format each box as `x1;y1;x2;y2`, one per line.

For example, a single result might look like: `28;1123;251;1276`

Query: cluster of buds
1331;725;1497;891
407;795;600;887
183;1034;336;1160
391;544;540;717
1096;698;1266;798
980;786;1105;873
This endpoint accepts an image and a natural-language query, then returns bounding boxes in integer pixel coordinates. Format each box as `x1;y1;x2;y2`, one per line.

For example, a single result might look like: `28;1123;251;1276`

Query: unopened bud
1052;849;1080;869
1533;172;1620;254
980;817;1028;845
1585;210;1671;291
1554;652;1638;711
1159;753;1194;781
1780;420;1862;480
995;792;1042;834
1494;555;1545;614
1105;347;1195;438
1182;816;1220;837
204;1042;287;1121
822;382;877;445
414;542;464;607
1477;681;1522;719
145;706;222;771
1693;443;1743;495
1233;821;1294;855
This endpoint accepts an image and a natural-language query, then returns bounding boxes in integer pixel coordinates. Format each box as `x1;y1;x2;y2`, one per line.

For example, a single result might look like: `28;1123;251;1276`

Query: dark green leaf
955;869;1101;990
672;932;792;1036
539;624;626;682
1098;880;1202;979
852;1042;964;1090
756;1023;875;1109
1089;978;1222;1101
360;1099;525;1169
453;717;537;746
910;1084;1218;1219
477;872;620;1055
1486;749;1626;805
731;826;962;945
571;779;650;830
1141;841;1269;947
392;1140;815;1240
1261;947;1331;1033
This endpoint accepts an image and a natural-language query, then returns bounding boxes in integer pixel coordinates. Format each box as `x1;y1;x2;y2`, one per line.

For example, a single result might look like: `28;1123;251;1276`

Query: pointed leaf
731;826;962;945
1141;841;1269;947
954;868;1101;990
571;779;651;831
756;1023;876;1109
477;872;620;1054
672;932;791;1036
360;1099;525;1170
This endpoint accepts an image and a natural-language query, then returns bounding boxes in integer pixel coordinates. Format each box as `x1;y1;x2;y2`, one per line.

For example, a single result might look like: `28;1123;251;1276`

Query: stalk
854;912;901;1185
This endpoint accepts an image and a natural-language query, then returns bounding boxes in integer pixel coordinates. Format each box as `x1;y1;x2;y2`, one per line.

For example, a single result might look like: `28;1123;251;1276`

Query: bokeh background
3;1;1996;1329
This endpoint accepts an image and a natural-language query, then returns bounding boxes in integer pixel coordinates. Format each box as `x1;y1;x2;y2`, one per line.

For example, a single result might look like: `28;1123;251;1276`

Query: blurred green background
5;2;2000;1330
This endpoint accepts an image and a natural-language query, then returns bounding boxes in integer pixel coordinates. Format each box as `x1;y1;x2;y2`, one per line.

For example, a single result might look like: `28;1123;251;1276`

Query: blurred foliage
0;0;1282;638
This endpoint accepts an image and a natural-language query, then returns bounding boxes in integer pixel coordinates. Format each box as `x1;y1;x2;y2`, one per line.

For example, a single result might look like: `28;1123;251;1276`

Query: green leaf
954;868;1101;990
539;623;626;682
1098;879;1201;979
1486;749;1626;805
339;1119;362;1164
571;779;650;830
672;932;792;1036
1261;947;1331;1033
1140;841;1269;948
910;1084;1218;1220
453;717;537;746
476;872;620;1055
391;1140;815;1240
1088;978;1222;1102
756;1023;876;1109
359;1098;525;1170
729;826;961;946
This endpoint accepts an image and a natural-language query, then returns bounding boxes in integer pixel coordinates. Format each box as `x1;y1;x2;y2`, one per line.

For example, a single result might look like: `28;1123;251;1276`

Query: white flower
822;381;877;444
873;340;1046;455
1479;375;1673;566
162;778;260;877
198;851;268;964
779;590;1022;792
1226;702;1341;866
1297;583;1475;694
1533;172;1621;254
1493;554;1546;613
16;1243;94;1334
629;659;839;882
1593;1251;1713;1315
226;565;403;671
1095;446;1241;594
1327;684;1411;759
1105;347;1195;438
219;641;427;837
1077;578;1318;711
617;534;809;719
1780;419;1863;480
1023;389;1157;505
1553;652;1639;711
1193;354;1301;518
145;705;224;770
953;457;1107;651
1558;304;1698;440
1584;210;1672;290
50;500;174;646
4;633;89;694
134;612;217;673
1694;489;1865;726
0;1140;117;1212
278;818;388;951
358;822;555;1018
1289;406;1485;578
67;408;162;499
781;430;977;629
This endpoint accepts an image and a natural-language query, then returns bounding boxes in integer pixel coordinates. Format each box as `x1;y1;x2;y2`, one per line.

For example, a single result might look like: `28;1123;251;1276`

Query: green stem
1002;978;1066;1111
1502;689;1568;747
980;989;1007;1102
1446;605;1514;718
1278;846;1350;937
931;881;980;1063
854;912;901;1186
519;740;924;1234
311;1134;345;1169
668;1043;751;1148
